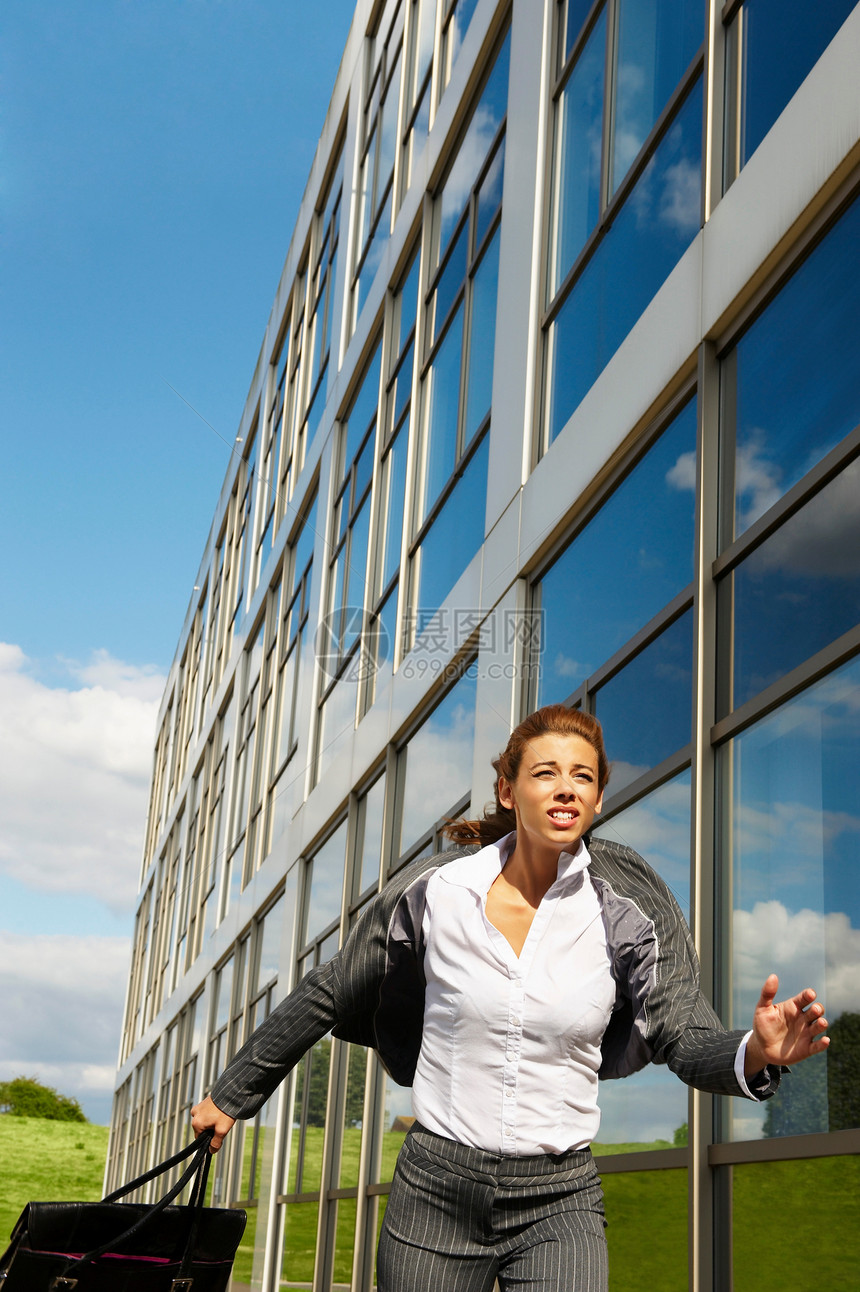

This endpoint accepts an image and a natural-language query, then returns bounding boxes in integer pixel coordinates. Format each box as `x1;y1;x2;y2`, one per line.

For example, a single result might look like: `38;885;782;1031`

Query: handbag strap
51;1132;214;1288
101;1130;211;1203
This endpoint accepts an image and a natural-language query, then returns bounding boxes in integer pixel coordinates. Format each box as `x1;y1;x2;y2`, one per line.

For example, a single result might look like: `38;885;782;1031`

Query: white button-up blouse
410;833;618;1155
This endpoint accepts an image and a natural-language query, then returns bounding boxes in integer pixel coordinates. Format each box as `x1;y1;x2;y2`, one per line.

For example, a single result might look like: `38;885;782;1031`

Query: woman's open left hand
744;973;830;1077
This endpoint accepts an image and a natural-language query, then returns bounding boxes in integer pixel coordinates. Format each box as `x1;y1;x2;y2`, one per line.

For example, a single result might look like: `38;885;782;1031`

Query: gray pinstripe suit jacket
211;837;779;1119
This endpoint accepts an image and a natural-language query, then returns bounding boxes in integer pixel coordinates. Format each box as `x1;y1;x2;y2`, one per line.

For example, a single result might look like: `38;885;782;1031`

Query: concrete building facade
110;1;860;1287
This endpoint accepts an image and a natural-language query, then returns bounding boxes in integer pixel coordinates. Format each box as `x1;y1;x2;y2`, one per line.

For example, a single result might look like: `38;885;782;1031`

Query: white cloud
733;901;860;1023
0;643;165;913
753;457;860;577
735;435;783;529
666;449;696;491
0;931;131;1120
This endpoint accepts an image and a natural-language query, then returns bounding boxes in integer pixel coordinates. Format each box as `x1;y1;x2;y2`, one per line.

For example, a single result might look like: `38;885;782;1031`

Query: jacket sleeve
209;850;451;1119
591;839;780;1100
210;957;340;1119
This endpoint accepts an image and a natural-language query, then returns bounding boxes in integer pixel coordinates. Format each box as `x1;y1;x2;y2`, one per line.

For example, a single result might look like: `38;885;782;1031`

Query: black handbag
0;1131;246;1291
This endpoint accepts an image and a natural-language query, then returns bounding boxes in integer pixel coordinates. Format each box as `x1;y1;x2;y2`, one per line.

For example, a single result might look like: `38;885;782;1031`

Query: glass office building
109;2;860;1288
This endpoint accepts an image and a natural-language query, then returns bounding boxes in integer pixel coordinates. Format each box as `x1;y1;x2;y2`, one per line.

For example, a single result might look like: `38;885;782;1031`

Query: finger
758;972;779;1005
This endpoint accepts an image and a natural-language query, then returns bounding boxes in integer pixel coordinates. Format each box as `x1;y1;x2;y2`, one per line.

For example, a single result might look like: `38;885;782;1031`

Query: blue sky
0;0;356;1122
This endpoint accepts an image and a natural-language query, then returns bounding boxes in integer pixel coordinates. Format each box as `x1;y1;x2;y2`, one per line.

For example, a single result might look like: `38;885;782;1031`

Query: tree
826;1011;860;1131
0;1075;87;1122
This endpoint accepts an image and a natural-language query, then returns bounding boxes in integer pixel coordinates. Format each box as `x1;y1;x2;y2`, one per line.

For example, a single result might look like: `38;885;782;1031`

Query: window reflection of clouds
612;0;703;195
732;194;860;537
547;80;702;442
552;10;605;290
306;821;348;940
727;461;860;710
733;0;856;169
437;34;510;254
593;770;691;920
537;401;695;704
726;656;860;1112
398;671;477;853
592;771;692;1144
593;610;693;797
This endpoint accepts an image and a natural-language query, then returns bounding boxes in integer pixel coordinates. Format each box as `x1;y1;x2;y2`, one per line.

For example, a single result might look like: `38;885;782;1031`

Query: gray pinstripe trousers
377;1125;608;1291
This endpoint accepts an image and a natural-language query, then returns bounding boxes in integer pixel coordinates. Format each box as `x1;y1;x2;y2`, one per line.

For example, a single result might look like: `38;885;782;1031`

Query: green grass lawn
7;1118;855;1291
0;1117;110;1254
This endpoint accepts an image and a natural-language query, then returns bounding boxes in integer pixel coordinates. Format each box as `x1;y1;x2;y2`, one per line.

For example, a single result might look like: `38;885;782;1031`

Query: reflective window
545;78;702;443
395;668;477;860
719;656;860;1141
305;820;348;944
304;149;344;456
411;432;489;635
724;0;857;182
268;492;317;828
408;32;509;644
356;775;386;897
722;194;860;543
611;0;702;194
353;2;404;328
593;609;693;796
549;8;605;295
730;1158;860;1291
399;0;436;200
439;0;480;97
317;345;382;782
602;1169;688;1287
718;459;860;715
545;0;703;445
536;400;696;703
592;771;691;1152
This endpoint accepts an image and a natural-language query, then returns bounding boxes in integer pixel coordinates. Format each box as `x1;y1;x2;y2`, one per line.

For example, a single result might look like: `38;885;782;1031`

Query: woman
192;706;829;1290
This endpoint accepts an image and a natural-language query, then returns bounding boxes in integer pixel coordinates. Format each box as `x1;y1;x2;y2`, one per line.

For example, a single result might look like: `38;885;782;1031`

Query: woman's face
498;732;604;855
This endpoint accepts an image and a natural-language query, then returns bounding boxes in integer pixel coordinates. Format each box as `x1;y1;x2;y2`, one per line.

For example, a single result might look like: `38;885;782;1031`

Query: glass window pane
474;134;505;251
421;302;464;519
612;0;703;193
464;225;501;443
339;1043;367;1186
345;496;372;627
282;1202;320;1288
552;7;606;292
564;0;596;62
593;769;691;919
413;433;489;632
546;78;702;443
317;670;359;784
732;0;856;170
720;655;860;1141
332;1198;358;1286
396;253;420;355
358;776;386;894
729;194;860;540
592;771;691;1149
380;429;408;593
720;461;860;714
305;823;348;941
374;1070;414;1181
255;894;283;990
602;1169;688;1290
536;401;696;703
397;669;477;856
392;340;413;429
731;1158;860;1292
345;346;381;470
431;221;469;344
593;610;693;796
438;31;510;256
